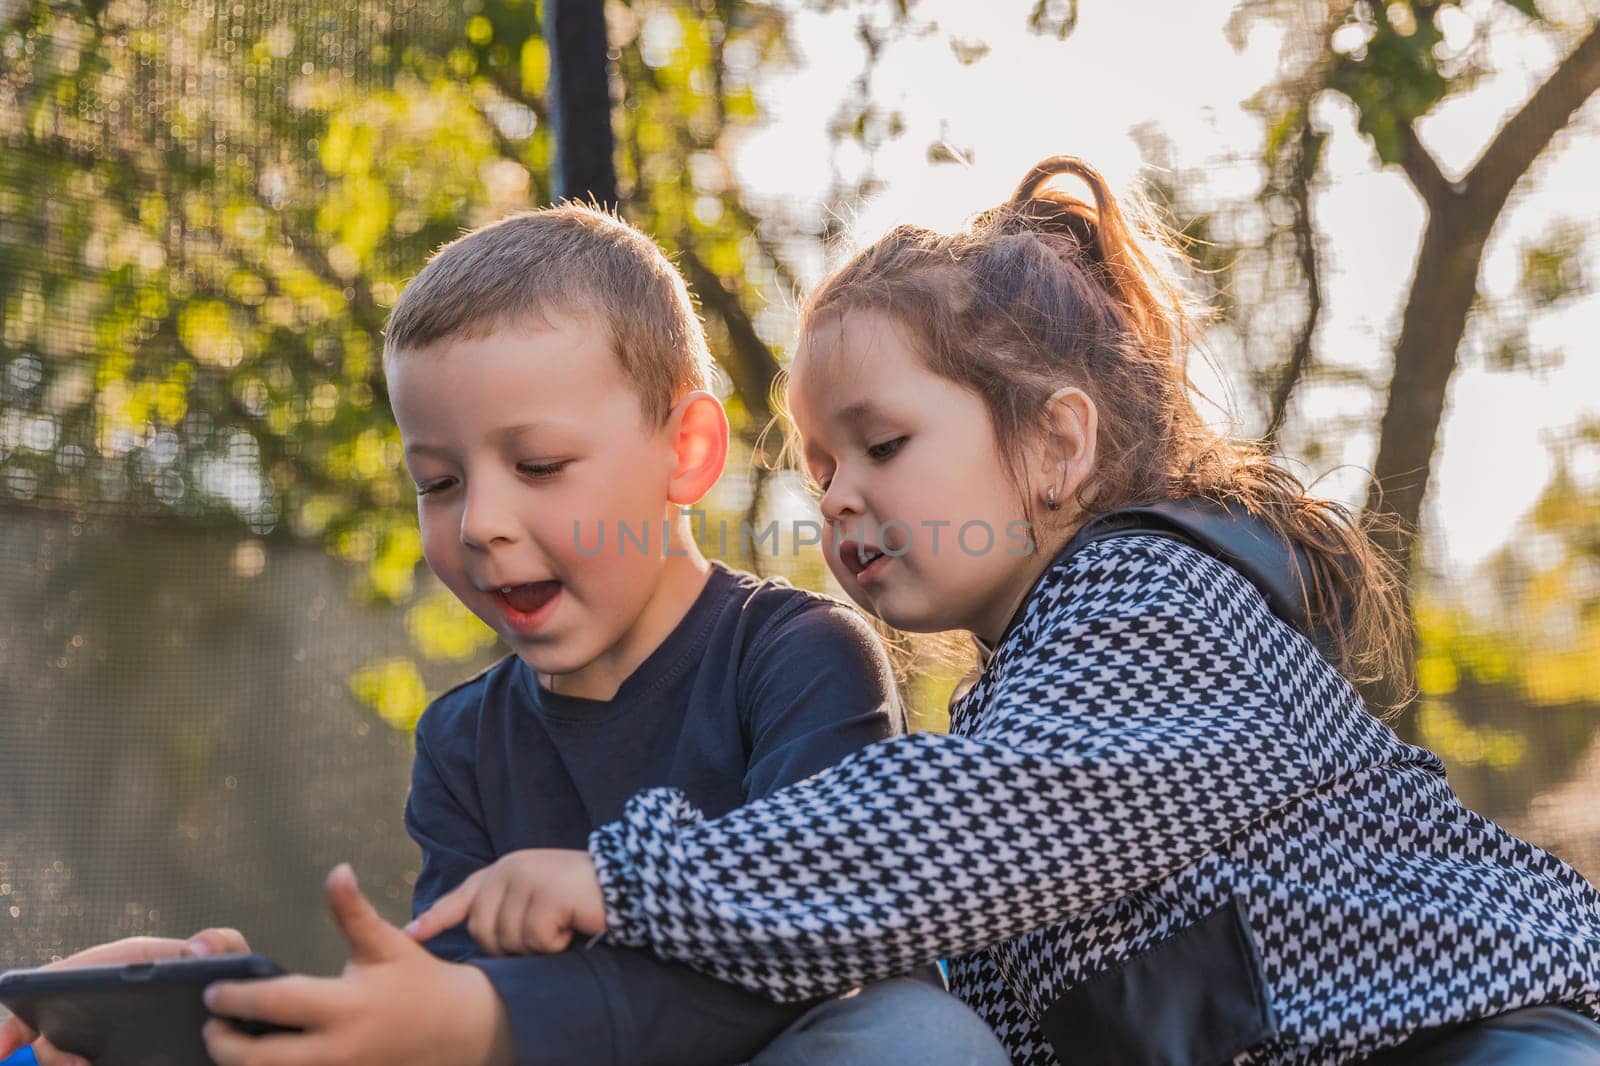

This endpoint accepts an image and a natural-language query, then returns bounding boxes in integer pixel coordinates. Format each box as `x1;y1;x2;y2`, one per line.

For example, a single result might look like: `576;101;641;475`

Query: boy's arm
407;719;812;1065
736;597;905;799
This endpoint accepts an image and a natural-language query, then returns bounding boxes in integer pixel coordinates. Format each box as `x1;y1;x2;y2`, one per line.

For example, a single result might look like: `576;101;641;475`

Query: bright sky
733;0;1600;572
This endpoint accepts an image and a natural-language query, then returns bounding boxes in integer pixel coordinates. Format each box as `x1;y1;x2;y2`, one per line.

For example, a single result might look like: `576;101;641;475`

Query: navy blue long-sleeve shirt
403;561;903;1065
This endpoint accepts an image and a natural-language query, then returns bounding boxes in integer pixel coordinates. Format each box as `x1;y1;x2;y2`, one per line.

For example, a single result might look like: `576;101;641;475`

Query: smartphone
0;954;292;1066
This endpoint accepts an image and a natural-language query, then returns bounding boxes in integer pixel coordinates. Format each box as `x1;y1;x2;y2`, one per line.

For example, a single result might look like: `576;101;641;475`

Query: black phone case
0;953;292;1066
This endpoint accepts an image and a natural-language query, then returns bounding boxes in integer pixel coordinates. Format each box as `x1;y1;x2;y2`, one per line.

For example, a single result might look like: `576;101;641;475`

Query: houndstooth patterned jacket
589;536;1600;1064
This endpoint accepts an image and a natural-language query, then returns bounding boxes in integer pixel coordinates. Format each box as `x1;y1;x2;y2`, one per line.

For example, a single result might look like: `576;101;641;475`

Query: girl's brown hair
795;155;1412;703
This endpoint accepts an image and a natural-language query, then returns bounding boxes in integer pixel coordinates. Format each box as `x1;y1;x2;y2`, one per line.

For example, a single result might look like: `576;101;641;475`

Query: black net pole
543;0;619;207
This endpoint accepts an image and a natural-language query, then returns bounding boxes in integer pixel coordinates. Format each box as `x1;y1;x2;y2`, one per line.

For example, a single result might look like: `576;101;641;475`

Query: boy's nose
458;485;519;548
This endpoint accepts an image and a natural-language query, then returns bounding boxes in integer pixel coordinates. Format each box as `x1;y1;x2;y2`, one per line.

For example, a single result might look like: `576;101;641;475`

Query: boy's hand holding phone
1;864;515;1066
199;864;512;1066
404;849;606;957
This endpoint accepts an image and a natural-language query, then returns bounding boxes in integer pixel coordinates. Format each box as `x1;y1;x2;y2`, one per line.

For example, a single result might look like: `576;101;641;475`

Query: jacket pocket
1040;896;1278;1066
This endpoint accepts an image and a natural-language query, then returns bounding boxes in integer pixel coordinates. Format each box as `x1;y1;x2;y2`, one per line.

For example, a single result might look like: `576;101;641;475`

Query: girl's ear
1036;386;1098;515
666;390;730;506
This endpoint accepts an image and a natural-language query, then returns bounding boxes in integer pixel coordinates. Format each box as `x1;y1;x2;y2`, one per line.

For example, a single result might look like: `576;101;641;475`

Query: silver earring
1045;488;1060;511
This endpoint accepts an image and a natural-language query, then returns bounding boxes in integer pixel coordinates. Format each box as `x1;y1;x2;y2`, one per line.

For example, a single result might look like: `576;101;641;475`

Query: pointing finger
466;874;508;956
404;877;479;943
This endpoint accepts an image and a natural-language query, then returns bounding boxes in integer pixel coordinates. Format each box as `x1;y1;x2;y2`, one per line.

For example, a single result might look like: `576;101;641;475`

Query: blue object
1;1046;37;1065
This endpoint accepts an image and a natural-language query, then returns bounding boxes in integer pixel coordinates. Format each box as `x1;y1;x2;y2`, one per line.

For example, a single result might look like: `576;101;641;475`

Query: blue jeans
1362;1005;1600;1064
751;967;1009;1066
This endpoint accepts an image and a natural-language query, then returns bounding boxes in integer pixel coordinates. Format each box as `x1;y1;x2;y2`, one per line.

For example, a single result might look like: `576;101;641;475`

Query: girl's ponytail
998;156;1199;369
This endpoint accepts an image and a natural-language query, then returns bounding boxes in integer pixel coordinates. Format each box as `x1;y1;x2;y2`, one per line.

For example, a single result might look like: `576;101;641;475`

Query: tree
1229;0;1600;585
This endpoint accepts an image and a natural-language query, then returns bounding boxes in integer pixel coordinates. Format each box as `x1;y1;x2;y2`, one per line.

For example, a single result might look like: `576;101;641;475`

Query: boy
3;205;1007;1066
343;203;1000;1064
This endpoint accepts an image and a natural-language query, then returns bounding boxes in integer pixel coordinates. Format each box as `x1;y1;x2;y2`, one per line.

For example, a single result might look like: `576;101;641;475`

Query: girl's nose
818;474;864;524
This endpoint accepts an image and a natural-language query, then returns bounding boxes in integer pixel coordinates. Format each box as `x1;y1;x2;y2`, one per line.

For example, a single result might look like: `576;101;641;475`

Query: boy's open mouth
495;580;562;615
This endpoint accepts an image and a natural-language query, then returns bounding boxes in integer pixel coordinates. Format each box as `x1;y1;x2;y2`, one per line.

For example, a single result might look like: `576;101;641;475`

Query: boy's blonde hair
384;203;713;424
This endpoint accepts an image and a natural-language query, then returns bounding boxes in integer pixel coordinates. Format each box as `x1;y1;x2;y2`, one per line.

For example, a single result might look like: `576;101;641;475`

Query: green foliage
1324;0;1544;166
1411;449;1600;800
0;0;817;728
1223;0;1593;442
1328;1;1448;165
1520;225;1587;308
11;0;1588;743
348;656;429;731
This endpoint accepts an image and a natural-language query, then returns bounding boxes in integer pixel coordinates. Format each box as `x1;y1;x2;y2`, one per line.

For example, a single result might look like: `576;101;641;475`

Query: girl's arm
589;540;1370;1002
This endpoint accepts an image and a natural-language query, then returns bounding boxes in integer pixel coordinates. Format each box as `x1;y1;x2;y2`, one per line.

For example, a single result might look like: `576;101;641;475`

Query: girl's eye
519;461;570;479
866;436;907;461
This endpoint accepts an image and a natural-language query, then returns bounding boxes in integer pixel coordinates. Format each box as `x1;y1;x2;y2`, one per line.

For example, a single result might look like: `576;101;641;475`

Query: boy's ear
665;390;730;506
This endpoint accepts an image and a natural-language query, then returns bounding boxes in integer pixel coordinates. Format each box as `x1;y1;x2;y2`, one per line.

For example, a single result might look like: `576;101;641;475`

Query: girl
412;156;1600;1064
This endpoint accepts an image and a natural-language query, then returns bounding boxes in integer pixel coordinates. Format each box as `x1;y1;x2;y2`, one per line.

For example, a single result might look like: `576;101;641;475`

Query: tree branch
607;34;792;438
1396;119;1452;210
1465;20;1600;219
471;98;552;205
1265;122;1324;446
487;68;552;128
677;243;781;432
1363;19;1600;582
725;195;804;304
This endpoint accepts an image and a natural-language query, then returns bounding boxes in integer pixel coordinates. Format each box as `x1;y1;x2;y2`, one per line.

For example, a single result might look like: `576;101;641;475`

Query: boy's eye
414;477;455;497
866;436;907;461
518;460;570;479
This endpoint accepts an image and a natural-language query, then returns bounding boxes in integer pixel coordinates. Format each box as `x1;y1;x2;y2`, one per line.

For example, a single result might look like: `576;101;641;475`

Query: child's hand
404;848;606;956
200;864;512;1066
0;927;249;1066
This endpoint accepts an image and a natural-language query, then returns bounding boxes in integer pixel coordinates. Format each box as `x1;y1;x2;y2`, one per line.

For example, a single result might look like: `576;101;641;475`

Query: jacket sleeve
946;951;1056;1065
405;722;808;1066
588;540;1339;1002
